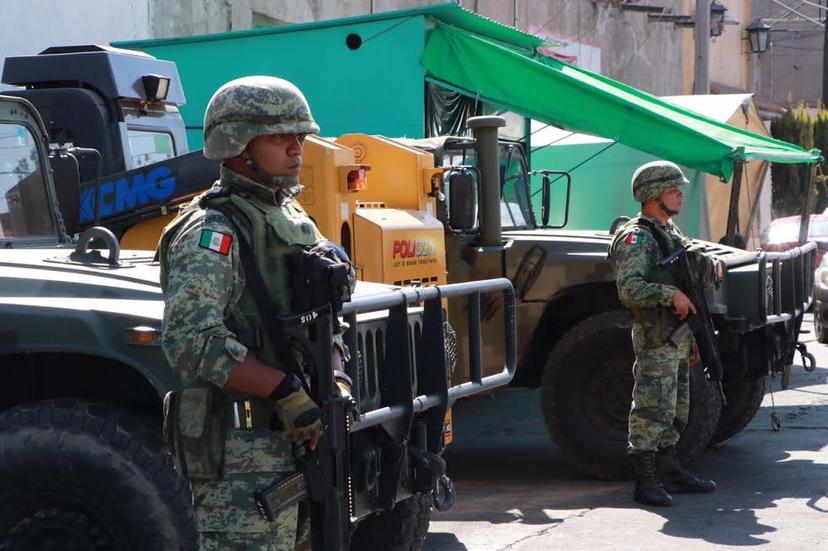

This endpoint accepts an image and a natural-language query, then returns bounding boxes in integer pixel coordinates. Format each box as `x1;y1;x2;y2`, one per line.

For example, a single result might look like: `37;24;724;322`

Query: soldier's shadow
650;402;828;546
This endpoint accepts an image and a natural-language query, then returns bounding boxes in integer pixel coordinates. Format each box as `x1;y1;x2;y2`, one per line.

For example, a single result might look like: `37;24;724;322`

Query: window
439;141;536;231
499;144;534;229
0;123;54;238
127;129;174;168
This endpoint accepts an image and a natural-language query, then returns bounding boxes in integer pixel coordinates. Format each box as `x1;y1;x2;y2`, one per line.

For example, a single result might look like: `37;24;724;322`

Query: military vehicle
0;90;517;550
390;131;817;478
3;45;816;484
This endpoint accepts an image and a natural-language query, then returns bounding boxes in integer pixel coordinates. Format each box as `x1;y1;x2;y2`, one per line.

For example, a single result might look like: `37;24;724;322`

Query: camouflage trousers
193;428;310;551
627;324;692;453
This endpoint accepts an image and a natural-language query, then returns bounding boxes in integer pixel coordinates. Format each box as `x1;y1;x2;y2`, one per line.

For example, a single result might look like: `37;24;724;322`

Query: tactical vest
609;215;683;291
159;184;323;365
609;215;689;345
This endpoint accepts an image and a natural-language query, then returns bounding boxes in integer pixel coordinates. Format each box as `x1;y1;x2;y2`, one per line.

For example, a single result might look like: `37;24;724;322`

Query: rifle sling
636;217;676;259
209;201;309;389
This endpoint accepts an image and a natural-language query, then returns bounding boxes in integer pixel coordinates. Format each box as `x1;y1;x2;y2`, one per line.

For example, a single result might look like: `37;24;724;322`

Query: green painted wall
530;140;705;238
117;15;429;148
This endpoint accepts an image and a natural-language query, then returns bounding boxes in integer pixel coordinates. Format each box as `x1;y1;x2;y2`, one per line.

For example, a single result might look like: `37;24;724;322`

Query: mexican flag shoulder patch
199;229;233;255
625;230;640;245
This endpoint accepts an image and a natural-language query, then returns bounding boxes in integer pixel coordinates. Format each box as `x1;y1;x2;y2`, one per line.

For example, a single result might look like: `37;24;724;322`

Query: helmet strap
656;198;679;217
241;149;299;189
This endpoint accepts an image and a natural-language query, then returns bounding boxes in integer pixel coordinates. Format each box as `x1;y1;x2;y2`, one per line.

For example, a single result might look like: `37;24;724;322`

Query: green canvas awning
421;21;821;182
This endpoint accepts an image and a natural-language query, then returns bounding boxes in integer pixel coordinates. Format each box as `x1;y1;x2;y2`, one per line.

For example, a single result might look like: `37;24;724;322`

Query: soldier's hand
332;346;344;371
672;289;697;320
689;342;700;366
272;386;322;447
333;365;357;428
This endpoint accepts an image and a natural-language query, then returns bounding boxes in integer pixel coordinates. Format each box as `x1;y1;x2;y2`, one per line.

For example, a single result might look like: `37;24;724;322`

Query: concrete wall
1;0;746;101
182;0;690;96
751;0;823;106
680;0;754;95
458;1;688;96
708;0;750;90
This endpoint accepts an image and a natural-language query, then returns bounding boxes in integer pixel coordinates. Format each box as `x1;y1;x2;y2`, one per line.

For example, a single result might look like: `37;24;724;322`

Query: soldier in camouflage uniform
608;161;717;507
158;76;349;550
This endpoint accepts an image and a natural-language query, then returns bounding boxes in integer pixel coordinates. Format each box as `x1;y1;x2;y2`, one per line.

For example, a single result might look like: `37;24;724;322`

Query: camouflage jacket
609;214;714;343
159;166;325;388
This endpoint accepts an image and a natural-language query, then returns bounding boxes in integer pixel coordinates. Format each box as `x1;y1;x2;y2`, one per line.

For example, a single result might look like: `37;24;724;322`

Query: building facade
2;1;819;105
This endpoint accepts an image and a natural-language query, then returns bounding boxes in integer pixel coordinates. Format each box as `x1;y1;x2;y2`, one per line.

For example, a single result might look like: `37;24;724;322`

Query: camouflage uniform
610;214;695;453
159;76;327;550
608;161;714;455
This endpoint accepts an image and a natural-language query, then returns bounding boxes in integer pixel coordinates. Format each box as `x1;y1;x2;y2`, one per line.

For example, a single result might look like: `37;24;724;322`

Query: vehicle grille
354;315;423;413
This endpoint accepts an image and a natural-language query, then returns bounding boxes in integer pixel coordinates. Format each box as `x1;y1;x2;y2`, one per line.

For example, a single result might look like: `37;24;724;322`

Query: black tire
710;375;767;445
0;401;197;551
349;494;431;551
815;312;828;344
540;310;722;480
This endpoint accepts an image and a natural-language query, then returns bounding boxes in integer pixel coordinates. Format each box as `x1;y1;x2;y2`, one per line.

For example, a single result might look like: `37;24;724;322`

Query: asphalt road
427;313;828;551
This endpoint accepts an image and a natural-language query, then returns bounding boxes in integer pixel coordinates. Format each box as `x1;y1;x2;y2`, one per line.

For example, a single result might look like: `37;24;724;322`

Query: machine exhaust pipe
468;116;506;248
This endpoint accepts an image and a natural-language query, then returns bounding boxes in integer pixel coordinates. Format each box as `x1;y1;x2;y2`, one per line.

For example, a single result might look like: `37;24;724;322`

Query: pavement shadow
649;402;828;546
430;384;828;548
425;532;469;550
774;363;828;394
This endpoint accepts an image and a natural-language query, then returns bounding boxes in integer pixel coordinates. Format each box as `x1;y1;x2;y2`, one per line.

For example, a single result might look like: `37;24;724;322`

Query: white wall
0;0;150;89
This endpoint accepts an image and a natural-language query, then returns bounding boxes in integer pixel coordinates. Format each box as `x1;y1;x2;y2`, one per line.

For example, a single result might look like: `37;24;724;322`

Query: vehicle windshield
0;122;55;239
442;141;535;230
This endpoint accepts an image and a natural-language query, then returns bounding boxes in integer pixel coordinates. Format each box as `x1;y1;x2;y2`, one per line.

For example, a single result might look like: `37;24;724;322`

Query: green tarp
421;22;821;182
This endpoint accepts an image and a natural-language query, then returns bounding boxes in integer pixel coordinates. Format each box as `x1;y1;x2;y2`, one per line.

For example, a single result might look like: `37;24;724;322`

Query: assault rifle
657;246;727;405
252;246;354;551
252;302;353;551
211;203;517;550
253;279;518;551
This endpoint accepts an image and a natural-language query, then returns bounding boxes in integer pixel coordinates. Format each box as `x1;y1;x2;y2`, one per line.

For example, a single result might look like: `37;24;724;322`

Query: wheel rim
583;357;634;437
1;489;126;551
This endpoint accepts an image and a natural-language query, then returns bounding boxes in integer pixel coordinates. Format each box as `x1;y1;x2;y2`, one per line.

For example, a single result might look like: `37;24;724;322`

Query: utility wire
530;141;618;198
618;21;656;77
530;0;575;38
361;15;419;45
530;129;582;155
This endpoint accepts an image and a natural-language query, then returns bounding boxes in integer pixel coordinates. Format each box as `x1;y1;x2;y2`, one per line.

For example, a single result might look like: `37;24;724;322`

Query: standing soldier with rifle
608;161;719;507
158;76;352;549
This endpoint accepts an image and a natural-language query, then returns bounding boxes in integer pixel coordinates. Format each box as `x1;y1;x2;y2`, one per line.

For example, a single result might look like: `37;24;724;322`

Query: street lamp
746;18;771;54
710;0;727;37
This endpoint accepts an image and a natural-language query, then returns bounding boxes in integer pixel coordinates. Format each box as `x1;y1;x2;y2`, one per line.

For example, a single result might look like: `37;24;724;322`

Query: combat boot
631;451;673;507
656;446;716;494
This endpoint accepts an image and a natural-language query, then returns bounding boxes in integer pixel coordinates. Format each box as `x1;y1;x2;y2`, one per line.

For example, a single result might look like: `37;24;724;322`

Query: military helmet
203;76;320;160
631;161;689;202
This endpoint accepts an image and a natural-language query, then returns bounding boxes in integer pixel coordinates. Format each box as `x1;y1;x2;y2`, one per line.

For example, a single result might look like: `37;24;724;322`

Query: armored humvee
0;94;516;550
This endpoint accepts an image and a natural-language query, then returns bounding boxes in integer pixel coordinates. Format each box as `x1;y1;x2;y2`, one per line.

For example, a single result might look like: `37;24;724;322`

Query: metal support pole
798;164;818;244
725;160;744;246
694;0;711;95
746;161;771;248
823;2;828;104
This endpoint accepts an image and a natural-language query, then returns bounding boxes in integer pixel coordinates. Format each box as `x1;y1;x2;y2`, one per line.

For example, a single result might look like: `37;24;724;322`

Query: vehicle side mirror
541;175;551;227
49;149;83;236
448;170;477;231
531;169;571;229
